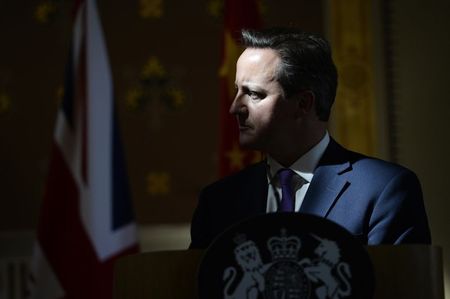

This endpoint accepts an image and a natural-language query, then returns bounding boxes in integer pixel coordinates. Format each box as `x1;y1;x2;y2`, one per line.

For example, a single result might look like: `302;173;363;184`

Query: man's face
230;48;296;152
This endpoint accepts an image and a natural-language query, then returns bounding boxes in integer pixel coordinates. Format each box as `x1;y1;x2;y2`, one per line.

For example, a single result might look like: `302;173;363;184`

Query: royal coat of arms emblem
223;229;352;299
198;213;374;299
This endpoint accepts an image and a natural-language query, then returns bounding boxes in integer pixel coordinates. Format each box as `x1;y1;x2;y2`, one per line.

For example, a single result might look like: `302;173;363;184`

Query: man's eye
248;91;264;100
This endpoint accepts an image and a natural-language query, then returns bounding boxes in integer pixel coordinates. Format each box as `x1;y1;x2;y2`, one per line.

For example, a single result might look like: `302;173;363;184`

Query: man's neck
269;129;327;167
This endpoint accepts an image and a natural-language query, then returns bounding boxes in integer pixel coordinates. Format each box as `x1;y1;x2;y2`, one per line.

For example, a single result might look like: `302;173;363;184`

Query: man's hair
241;27;338;121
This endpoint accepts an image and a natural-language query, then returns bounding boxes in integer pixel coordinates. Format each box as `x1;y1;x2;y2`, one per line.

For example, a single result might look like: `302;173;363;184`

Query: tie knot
277;168;295;187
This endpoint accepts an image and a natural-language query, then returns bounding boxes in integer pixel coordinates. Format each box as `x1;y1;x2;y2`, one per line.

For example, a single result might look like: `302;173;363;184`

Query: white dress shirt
266;132;330;212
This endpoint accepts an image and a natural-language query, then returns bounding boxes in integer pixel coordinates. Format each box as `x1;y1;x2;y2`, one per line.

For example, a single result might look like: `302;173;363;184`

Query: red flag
28;1;138;298
218;0;262;176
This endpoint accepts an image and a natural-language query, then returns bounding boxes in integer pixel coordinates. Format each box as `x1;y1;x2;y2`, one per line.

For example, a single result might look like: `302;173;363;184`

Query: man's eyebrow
237;83;264;92
235;83;249;91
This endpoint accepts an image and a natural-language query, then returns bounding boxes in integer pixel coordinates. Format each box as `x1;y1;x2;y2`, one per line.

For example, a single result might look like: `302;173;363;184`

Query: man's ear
296;90;315;117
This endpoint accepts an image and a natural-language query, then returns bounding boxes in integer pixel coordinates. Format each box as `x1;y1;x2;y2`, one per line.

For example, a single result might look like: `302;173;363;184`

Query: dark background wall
387;0;450;295
0;0;323;228
1;0;449;296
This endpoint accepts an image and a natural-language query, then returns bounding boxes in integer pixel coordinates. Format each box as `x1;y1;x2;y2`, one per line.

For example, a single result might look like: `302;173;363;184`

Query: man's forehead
235;48;280;85
238;48;280;64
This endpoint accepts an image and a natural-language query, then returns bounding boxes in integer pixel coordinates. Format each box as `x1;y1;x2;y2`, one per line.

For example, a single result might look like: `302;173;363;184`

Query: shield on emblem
198;213;374;299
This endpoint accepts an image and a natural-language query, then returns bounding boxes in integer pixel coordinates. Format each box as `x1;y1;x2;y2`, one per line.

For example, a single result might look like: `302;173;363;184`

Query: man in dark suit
190;27;431;249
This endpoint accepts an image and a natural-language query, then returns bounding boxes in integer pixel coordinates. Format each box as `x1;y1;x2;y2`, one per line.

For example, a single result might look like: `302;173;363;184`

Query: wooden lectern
114;245;444;299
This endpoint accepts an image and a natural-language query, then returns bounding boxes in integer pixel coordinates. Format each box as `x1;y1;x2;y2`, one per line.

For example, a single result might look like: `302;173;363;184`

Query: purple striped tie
278;168;295;212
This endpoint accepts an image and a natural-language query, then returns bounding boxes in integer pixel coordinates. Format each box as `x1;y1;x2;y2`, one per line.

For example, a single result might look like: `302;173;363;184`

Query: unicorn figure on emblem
299;235;352;299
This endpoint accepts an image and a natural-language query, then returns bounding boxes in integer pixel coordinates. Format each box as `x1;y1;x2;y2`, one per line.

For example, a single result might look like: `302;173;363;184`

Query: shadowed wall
0;0;323;228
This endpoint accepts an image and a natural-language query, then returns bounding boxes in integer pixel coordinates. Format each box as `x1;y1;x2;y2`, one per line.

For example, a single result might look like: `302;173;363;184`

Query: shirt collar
267;132;330;183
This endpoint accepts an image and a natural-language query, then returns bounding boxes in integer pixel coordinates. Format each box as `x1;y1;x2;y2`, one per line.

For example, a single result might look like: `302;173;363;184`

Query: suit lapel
300;139;352;217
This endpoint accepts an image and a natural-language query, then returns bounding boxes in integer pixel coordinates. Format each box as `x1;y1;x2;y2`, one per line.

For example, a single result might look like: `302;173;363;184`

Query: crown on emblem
267;228;301;261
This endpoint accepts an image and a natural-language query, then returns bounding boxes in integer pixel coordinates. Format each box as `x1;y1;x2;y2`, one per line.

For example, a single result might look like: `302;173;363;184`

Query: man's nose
229;93;244;115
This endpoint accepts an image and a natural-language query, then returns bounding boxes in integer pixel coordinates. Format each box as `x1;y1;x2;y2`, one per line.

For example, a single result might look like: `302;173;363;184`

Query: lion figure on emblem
223;240;268;299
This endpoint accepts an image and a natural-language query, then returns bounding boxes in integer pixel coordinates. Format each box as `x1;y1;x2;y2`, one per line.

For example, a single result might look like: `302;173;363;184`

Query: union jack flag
27;0;139;298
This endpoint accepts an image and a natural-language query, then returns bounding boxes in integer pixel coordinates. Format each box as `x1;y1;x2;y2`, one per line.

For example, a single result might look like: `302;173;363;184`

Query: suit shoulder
202;162;266;193
345;150;420;186
353;152;414;174
329;139;417;178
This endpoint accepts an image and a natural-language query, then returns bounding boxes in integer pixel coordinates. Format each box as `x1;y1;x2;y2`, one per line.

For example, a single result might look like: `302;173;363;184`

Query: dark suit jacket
190;139;431;249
